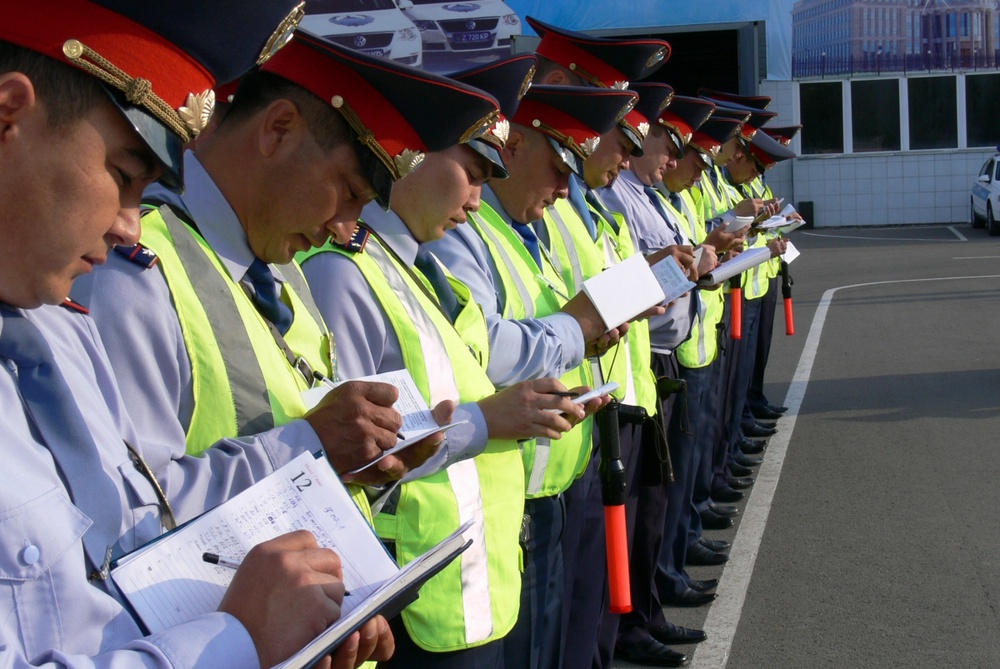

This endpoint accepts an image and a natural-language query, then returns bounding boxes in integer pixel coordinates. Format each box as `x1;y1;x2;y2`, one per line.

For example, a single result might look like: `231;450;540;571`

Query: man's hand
346;400;455;484
767;237;788;258
561;292;615;346
732;198;764;217
305;381;402;475
219;531;347;669
479;378;586;441
694;244;717;280
324;615;395;669
585;323;629;357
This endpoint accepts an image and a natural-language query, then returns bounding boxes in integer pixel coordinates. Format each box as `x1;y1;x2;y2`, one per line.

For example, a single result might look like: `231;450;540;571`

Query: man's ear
540;69;569;86
0;72;38;144
502;126;525;162
257;98;303;158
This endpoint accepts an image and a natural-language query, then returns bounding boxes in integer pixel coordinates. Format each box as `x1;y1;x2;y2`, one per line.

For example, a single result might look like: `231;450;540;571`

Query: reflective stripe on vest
675;188;723;369
139;207;333;450
328;239;522;650
466;204;595;497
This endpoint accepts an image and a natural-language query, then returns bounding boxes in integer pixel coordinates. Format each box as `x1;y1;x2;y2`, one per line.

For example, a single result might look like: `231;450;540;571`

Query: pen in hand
202;552;351;596
314;371;405;441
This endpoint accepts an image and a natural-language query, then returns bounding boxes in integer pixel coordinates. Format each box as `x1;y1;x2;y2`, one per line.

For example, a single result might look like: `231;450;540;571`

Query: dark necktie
512;221;543;270
643;185;674;225
0;307;122;576
568;176;598;240
585;189;619;234
710;167;719;189
246;258;293;335
414;246;461;324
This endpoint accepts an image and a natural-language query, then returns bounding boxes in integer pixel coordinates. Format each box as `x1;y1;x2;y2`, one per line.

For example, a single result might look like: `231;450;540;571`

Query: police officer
297;58;601;669
0;1;390;666
601;89;725;667
74;31;506;509
428;73;638;669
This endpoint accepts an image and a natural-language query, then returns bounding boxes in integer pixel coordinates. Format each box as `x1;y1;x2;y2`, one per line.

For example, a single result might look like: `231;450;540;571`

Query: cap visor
620;123;644;157
546;136;584;177
467;139;509;180
103;86;184;193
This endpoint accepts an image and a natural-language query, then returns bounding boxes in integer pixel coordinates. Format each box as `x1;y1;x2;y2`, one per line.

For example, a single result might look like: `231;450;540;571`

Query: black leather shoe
650;622;708;645
752;406;783;421
699;510;734;530
687;578;719;592
699;536;731;551
711;485;744;503
663;584;719;606
733;452;763;467
727;475;754;490
708;502;739;518
739;437;767;454
768;403;788;414
729;462;753;477
686;544;730;567
742;422;777;438
616;638;689;667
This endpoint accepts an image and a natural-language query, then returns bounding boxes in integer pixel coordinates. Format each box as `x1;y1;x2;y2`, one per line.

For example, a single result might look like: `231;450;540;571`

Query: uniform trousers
747;276;780;413
690;355;726;545
712;303;740;491
725;295;763;468
503;494;566;669
381;617;504;669
617;353;679;647
656;358;716;598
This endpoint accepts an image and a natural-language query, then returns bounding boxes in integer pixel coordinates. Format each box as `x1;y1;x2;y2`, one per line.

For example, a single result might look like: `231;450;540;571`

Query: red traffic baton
781;260;794;336
596;399;631;614
729;275;742;340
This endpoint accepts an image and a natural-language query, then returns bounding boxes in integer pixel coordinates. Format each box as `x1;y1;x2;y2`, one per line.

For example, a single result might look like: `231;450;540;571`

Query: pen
312;370;337;389
202;552;351;596
202;552;242;570
314;371;405;440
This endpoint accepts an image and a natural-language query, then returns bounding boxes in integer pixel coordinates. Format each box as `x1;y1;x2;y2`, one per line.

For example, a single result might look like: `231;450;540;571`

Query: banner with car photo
302;0;523;74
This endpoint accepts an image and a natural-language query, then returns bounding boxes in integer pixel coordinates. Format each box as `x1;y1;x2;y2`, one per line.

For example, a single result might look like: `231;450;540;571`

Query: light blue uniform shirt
299;202;489;478
426;185;585;387
71;152;323;464
0;303;318;668
602;169;695;354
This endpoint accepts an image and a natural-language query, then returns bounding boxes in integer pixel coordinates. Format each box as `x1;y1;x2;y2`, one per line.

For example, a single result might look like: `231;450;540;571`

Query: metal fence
792;51;1000;78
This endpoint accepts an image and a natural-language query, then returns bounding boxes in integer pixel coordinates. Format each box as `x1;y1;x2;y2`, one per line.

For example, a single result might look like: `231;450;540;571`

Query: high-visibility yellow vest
540;198;657;414
674;191;724;369
302;235;524;652
466;203;594;497
138;205;371;519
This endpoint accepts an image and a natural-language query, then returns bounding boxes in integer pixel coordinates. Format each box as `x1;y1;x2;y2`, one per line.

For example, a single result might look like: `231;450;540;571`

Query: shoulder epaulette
114;243;159;269
60;297;90;315
331;226;370;254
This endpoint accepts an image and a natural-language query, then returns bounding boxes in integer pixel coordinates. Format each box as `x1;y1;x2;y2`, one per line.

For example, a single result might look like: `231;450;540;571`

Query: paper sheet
301;370;467;475
112;453;398;633
650;255;696;304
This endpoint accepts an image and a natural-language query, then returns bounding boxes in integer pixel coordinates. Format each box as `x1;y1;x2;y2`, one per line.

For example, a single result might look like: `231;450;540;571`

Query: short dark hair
221;69;352;151
0;40;105;129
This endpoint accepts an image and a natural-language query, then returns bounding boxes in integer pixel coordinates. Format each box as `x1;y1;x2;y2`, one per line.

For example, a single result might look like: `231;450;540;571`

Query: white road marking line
948;226;969;242
800;231;964;242
689;273;1000;669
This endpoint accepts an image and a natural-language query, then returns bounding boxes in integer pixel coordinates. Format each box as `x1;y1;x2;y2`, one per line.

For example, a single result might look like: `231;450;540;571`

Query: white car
402;0;521;70
302;0;422;67
971;151;1000;236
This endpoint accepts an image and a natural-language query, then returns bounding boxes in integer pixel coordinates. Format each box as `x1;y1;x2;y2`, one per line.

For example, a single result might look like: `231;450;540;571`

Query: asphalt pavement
612;223;1000;669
